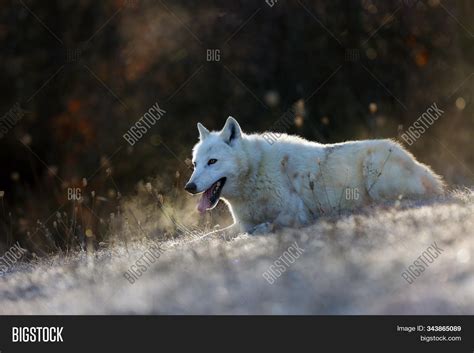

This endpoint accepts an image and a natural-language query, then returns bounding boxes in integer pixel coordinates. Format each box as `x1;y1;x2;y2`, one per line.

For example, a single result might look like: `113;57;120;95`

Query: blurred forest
0;0;473;254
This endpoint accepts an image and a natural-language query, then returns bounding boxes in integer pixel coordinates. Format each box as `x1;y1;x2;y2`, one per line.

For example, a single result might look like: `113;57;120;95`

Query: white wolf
185;117;444;234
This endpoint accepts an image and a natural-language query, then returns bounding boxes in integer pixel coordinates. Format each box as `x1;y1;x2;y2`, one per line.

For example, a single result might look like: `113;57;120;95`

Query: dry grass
0;189;472;314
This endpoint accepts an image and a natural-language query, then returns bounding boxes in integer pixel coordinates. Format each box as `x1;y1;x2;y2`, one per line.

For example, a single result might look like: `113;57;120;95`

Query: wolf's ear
197;122;210;140
220;116;242;145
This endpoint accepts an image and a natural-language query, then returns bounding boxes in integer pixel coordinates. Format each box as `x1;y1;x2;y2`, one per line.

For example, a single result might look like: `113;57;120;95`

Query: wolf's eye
208;159;218;165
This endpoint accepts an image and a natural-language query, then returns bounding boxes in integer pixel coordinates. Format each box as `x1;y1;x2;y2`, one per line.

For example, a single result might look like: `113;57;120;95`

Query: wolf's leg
192;223;241;242
247;209;305;234
248;222;274;235
362;141;444;200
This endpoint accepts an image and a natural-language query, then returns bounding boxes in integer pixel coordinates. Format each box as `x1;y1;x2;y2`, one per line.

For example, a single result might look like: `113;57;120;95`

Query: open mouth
197;177;226;213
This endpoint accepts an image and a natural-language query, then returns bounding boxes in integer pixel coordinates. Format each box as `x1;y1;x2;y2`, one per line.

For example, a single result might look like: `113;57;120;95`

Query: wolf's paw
249;222;274;235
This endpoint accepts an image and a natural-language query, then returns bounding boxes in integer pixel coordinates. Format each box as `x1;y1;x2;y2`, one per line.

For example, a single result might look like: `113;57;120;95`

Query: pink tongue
198;188;213;213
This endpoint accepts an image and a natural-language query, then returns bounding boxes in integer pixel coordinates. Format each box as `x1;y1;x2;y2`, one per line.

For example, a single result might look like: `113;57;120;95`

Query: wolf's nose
184;182;197;194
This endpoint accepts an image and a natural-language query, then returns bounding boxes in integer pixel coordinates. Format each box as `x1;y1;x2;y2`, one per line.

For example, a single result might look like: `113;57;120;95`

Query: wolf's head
185;116;248;213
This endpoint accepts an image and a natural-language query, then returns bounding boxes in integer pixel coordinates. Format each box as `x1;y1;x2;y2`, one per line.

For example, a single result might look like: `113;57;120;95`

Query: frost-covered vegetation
1;190;472;314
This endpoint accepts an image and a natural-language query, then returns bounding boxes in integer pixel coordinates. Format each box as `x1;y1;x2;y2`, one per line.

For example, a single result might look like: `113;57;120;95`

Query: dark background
0;0;473;253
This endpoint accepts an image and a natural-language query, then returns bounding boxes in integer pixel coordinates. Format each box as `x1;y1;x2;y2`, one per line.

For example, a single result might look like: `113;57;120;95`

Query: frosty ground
0;190;473;314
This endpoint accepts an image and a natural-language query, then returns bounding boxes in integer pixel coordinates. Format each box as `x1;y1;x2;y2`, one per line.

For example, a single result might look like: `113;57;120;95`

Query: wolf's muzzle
184;182;198;194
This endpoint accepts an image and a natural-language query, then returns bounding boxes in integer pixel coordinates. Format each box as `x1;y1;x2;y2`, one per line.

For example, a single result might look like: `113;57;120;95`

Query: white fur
187;117;445;234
